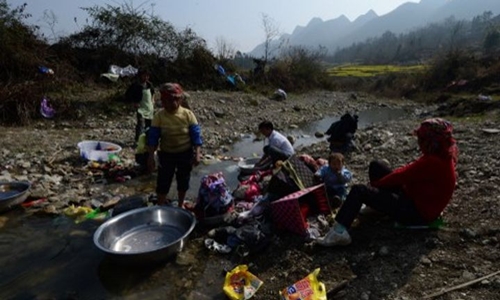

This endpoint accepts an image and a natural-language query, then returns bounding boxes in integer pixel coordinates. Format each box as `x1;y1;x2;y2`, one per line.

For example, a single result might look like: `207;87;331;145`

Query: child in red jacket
318;118;458;247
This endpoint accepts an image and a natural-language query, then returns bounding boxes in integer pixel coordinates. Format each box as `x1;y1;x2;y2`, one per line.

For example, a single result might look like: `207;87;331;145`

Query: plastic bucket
77;141;122;162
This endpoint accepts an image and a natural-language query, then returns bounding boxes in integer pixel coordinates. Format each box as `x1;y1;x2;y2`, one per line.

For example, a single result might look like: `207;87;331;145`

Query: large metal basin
93;206;196;266
0;181;31;213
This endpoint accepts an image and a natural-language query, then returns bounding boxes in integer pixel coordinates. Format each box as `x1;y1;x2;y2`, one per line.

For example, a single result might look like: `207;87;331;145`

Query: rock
43;205;58;215
213;110;225;118
462;270;475;281
314;131;325;138
379;246;389;256
420;256;432;266
461;228;477;238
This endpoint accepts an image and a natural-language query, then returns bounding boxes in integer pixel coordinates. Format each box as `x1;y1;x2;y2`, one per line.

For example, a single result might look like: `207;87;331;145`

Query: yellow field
327;64;427;77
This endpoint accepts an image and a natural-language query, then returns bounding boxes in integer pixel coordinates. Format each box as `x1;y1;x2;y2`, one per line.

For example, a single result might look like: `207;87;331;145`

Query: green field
327;64;427;77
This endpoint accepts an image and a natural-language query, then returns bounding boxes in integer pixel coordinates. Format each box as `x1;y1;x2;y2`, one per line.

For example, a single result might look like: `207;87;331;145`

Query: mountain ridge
248;0;500;57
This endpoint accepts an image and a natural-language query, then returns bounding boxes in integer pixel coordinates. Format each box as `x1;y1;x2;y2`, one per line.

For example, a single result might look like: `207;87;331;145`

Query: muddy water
0;107;407;299
0;208;227;299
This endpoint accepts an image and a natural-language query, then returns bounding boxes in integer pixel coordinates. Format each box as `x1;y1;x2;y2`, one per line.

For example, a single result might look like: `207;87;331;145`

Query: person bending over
257;120;295;167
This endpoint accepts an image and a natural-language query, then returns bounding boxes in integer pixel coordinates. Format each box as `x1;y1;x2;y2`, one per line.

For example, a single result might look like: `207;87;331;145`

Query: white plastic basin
77;140;122;162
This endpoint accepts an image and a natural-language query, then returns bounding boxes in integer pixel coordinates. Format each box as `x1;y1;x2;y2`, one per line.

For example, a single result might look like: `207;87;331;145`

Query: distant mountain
248;0;500;57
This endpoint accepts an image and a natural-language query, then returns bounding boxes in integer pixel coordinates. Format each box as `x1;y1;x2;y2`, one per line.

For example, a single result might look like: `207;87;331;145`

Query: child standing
315;153;352;208
135;128;150;174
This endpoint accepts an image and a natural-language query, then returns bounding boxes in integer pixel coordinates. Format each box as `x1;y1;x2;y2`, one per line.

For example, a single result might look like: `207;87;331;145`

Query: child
135;128;150;174
315;153;352;208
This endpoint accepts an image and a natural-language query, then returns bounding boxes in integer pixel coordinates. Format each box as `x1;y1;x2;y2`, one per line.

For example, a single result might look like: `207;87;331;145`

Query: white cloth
109;65;138;77
268;130;294;156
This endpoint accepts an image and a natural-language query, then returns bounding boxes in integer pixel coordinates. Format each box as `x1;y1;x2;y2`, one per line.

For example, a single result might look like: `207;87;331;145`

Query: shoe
359;204;384;216
204;238;232;254
316;228;352;247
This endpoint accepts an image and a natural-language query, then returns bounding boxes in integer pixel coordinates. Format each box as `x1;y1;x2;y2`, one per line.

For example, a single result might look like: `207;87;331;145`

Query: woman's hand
192;153;201;167
192;146;201;167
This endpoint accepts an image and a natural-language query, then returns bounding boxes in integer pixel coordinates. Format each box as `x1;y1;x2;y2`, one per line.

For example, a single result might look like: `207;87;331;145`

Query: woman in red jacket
318;118;458;247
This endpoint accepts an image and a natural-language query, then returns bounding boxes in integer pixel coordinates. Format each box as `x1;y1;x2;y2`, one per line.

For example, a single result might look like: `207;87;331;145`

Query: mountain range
248;0;500;57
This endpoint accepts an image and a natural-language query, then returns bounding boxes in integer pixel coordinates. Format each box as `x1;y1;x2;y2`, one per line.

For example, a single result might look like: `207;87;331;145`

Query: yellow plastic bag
63;205;93;218
280;268;327;300
223;264;263;300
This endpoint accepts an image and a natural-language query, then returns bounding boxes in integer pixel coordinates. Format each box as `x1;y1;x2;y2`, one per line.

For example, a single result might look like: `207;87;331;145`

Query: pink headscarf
414;118;458;165
160;83;185;99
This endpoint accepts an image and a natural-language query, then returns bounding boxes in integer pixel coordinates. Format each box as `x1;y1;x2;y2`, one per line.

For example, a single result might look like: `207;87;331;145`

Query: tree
61;1;205;60
261;13;281;64
214;36;235;60
41;9;58;42
484;28;500;54
0;0;45;82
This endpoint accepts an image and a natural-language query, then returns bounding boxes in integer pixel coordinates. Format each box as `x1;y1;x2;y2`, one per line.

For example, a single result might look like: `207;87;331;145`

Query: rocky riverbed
1;90;499;299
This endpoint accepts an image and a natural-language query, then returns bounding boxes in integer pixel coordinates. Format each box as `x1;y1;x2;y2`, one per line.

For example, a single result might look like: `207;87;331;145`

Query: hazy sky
7;0;418;52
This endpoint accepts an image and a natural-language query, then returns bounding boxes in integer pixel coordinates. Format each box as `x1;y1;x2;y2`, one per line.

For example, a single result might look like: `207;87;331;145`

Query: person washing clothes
256;120;295;167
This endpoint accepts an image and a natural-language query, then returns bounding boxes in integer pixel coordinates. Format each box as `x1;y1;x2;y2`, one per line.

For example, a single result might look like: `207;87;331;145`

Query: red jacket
371;155;456;222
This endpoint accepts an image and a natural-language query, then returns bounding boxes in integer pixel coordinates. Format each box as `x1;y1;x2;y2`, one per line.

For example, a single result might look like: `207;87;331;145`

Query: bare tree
41;9;58;42
261;13;281;63
214;36;236;60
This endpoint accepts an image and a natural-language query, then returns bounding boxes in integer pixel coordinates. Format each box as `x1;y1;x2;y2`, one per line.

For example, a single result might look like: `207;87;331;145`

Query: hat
160;83;187;98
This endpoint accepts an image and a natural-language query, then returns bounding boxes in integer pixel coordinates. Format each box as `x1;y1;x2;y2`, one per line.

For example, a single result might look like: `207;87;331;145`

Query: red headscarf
160;83;185;100
414;118;458;165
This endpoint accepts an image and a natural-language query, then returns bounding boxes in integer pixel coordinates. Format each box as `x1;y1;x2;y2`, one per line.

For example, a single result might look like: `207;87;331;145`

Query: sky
7;0;419;53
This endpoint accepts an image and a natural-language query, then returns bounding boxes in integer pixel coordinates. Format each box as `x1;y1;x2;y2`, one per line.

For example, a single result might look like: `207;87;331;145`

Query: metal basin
0;181;31;213
93;206;196;266
238;157;269;175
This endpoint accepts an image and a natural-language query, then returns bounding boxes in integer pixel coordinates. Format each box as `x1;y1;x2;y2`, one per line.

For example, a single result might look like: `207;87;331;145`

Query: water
229;107;407;158
194;107;407;190
0;209;211;299
0;107;407;299
112;225;183;253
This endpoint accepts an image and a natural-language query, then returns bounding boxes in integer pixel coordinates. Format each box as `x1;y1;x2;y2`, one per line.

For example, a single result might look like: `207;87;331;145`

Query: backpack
195;172;234;218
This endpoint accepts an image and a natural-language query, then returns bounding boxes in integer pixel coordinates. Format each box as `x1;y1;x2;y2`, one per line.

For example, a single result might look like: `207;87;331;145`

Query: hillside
248;0;500;57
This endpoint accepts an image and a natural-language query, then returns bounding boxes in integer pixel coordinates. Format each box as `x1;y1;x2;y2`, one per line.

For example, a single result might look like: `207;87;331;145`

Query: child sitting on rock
314;152;352;208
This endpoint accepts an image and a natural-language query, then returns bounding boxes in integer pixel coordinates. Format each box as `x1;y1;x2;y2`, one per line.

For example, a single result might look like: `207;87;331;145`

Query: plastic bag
280;268;326;300
223;265;263;300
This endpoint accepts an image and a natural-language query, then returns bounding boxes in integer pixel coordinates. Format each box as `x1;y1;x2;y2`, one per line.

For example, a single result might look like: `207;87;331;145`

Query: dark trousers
156;150;193;195
335;160;425;228
135;112;151;143
263;145;291;164
135;152;149;173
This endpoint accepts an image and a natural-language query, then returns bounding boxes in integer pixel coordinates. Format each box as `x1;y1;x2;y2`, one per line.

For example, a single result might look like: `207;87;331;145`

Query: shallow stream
0;107;407;299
